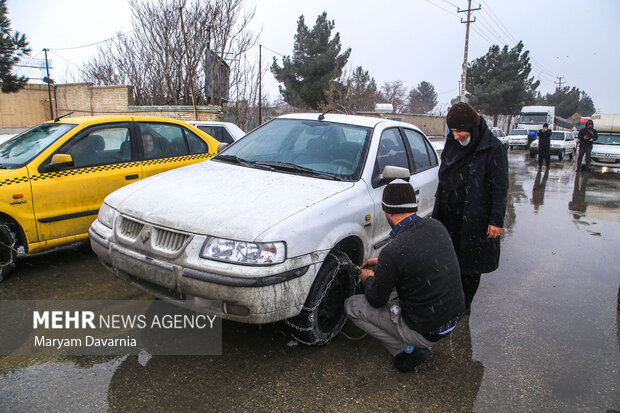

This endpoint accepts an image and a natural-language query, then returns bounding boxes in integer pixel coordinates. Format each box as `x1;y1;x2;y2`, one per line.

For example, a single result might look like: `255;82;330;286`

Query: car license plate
597;157;615;162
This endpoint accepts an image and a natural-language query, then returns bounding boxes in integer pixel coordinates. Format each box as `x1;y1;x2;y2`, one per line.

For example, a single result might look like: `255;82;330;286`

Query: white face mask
459;136;471;146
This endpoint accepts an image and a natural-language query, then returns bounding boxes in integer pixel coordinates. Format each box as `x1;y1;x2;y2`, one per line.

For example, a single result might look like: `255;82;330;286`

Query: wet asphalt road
1;149;619;412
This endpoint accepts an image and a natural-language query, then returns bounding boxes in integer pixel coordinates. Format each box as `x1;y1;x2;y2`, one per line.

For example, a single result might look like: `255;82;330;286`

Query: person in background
432;102;509;315
537;123;552;171
577;119;598;171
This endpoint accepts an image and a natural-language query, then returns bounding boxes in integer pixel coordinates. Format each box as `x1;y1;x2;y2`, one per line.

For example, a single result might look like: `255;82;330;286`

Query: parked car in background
589;115;620;172
90;113;440;345
0;116;219;281
187;121;245;145
491;128;509;147
508;129;529;149
529;131;576;160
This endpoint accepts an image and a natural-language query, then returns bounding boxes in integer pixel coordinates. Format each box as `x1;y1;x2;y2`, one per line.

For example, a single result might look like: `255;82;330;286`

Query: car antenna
318;109;333;121
54;112;74;122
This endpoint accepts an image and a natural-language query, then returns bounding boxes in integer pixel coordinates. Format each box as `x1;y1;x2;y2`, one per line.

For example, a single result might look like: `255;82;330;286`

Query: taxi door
136;121;215;179
30;122;142;242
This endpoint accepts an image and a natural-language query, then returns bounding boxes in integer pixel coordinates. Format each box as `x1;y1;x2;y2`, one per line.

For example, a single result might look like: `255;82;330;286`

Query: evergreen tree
537;86;596;117
407;81;438;114
467;41;539;126
0;0;30;93
271;12;351;109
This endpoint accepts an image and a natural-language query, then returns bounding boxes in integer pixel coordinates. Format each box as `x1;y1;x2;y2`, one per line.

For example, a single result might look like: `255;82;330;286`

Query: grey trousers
344;293;436;356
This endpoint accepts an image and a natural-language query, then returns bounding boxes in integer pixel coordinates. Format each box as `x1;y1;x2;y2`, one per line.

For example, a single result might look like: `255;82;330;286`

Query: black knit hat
382;179;418;214
446;102;480;131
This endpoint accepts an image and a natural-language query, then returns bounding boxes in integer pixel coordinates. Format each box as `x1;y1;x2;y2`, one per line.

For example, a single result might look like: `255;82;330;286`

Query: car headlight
98;203;118;228
200;237;286;265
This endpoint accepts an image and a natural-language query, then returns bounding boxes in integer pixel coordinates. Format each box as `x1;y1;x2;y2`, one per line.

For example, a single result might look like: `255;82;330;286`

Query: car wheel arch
0;212;28;254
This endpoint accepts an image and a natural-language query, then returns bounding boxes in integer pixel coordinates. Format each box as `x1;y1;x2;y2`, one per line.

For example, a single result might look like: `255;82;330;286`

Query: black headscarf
438;117;489;191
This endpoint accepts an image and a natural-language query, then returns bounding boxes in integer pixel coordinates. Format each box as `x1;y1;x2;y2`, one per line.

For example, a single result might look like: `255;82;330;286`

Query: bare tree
321;65;379;114
379;80;407;113
81;0;257;113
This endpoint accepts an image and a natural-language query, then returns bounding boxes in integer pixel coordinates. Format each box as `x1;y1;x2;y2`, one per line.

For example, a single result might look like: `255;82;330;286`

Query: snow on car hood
106;160;354;241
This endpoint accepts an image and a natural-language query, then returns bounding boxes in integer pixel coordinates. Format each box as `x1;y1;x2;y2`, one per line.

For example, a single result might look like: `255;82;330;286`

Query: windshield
0;123;76;168
595;133;620;145
551;132;566;141
519;113;547;124
509;130;527;135
216;118;372;181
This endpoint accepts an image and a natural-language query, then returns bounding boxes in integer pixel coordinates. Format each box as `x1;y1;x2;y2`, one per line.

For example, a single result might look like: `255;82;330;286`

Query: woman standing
432;102;509;314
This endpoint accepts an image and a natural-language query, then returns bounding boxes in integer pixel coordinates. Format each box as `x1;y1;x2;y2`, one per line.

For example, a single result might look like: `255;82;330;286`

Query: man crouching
345;179;465;372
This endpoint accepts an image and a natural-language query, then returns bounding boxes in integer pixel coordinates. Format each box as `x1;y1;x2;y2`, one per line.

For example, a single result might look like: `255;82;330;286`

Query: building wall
1;82;222;128
0;84;52;128
357;112;447;137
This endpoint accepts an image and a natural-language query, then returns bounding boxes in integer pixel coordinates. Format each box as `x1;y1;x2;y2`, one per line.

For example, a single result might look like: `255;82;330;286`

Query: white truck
516;106;572;133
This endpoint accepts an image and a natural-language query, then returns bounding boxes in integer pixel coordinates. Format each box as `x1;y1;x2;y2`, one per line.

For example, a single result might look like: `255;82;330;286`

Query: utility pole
43;48;54;120
554;76;564;89
458;0;481;102
179;6;198;120
258;44;262;125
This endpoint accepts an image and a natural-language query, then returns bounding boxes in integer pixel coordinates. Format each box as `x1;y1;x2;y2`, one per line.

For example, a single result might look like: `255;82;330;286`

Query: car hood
106;160;354;241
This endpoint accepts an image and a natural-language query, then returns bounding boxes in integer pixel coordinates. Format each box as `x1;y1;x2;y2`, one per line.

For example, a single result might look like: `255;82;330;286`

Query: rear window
509;130;527;135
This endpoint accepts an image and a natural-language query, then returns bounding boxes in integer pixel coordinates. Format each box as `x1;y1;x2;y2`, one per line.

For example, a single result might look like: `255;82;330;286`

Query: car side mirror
381;165;410;181
217;142;229;153
48;154;74;171
378;165;411;186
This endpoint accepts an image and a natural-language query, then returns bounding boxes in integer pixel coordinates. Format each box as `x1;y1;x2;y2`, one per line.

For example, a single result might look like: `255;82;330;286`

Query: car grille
153;228;190;252
119;217;144;240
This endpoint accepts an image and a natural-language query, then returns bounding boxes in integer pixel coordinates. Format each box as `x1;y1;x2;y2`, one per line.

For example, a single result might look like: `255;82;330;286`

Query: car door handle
125;174;139;180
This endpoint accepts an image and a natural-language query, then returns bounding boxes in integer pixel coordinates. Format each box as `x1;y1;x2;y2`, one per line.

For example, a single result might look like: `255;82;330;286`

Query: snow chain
285;251;359;345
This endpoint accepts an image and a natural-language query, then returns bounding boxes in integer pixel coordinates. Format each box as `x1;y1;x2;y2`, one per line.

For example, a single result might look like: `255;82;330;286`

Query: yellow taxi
0;115;219;280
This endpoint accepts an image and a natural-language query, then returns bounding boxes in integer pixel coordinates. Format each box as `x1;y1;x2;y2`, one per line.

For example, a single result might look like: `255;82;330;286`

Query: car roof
277;113;423;132
187;120;235;126
52;115;197;126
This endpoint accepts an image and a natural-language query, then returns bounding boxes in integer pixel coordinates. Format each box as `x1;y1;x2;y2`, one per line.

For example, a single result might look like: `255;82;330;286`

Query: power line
424;0;460;18
48;31;133;51
259;44;285;57
48;50;80;69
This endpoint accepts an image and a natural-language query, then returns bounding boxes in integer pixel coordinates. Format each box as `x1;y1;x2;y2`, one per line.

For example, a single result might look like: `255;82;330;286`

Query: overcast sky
6;0;620;113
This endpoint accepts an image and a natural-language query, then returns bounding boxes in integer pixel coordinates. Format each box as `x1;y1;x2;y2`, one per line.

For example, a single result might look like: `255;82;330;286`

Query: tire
569;149;574;161
558;151;564;161
509;145;513;150
285;251;356;345
0;223;17;282
529;151;535;158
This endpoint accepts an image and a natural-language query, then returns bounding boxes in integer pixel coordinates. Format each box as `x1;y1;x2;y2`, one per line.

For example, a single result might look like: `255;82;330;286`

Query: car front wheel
285;251;356;345
0;222;17;282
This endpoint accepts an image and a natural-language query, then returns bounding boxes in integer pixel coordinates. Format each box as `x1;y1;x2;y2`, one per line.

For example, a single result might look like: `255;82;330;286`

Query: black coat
433;118;509;274
537;129;552;150
578;127;598;148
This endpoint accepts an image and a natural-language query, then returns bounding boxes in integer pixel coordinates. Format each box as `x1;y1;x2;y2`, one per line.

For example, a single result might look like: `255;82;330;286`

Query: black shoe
394;347;432;372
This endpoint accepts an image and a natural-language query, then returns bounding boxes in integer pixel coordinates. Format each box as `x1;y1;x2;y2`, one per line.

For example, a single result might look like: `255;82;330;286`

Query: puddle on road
0;356;125;412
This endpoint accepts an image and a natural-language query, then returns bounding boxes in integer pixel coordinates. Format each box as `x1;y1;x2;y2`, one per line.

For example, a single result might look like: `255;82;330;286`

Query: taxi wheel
285;251;355;345
0;222;17;282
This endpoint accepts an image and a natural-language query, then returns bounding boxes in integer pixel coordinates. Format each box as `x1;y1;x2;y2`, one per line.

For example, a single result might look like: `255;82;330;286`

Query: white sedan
529;131;576;160
186;120;245;144
90;113;440;345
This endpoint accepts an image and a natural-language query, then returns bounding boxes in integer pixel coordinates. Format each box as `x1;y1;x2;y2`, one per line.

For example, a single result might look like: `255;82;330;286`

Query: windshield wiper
215;155;274;171
254;161;342;180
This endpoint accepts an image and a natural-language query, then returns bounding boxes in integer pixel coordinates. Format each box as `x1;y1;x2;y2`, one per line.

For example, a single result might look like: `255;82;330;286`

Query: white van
589;114;620;172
